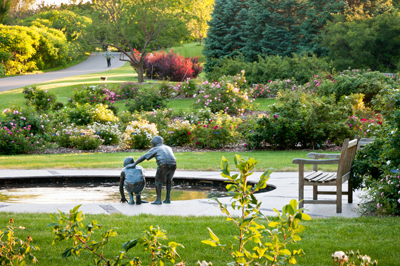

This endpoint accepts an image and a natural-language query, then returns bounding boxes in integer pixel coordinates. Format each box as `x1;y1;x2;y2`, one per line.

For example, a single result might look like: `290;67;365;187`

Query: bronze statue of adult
125;136;176;205
120;157;148;205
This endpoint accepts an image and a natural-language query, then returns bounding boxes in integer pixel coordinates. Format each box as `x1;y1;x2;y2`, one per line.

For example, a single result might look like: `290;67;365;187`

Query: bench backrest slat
337;138;358;181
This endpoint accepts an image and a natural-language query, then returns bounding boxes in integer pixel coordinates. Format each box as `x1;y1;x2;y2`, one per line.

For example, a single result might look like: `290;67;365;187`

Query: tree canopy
91;0;190;83
321;11;400;71
203;0;400;73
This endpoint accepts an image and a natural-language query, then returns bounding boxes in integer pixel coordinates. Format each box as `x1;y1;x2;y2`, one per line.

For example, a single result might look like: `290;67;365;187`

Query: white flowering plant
183;108;213;124
121;120;159;149
136;108;174;133
332;250;377;266
193;71;255;115
88;122;122;145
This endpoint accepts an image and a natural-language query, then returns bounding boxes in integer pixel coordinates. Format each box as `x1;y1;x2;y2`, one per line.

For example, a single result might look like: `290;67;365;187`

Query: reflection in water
0;186;234;204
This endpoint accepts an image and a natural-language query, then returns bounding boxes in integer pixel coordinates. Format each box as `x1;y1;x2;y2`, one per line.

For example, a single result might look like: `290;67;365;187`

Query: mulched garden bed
28;143;341;155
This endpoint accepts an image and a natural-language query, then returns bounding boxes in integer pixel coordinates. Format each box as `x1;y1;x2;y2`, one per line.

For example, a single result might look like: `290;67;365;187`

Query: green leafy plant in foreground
48;205;184;266
202;155;310;265
0;218;39;265
139;225;184;266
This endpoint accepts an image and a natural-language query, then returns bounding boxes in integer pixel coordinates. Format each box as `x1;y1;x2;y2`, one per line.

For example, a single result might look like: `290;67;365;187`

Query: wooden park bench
292;138;358;213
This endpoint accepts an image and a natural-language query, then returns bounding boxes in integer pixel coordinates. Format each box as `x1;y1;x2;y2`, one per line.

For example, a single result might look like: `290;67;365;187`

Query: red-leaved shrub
144;49;202;81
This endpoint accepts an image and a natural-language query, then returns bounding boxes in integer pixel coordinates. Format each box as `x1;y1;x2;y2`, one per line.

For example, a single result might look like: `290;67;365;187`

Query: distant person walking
105;48;112;67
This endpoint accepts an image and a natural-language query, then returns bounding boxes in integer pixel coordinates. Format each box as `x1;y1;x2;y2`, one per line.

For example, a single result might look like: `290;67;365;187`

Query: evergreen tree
204;0;392;75
298;0;345;56
0;0;12;23
203;0;248;73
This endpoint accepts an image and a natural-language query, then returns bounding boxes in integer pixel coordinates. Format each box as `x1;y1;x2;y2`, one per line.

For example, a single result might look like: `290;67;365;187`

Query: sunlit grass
0;212;398;265
0;62;152;111
170;42;205;61
0;151;338;171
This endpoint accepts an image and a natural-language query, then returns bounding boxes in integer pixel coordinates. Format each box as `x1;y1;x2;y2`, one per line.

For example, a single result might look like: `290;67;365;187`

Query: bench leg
313;186;318;200
299;164;304;209
348;180;353;203
337;182;342;213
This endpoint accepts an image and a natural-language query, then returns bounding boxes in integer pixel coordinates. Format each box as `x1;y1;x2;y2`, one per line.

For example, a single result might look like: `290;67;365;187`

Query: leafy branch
202;155;310;266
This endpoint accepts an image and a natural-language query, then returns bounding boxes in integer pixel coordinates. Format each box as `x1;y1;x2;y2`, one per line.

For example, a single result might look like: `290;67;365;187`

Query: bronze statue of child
120;157;148;205
125;136;176;205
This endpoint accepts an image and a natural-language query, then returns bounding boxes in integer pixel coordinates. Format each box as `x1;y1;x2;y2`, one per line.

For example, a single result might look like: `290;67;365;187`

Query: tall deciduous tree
92;0;189;83
186;0;214;44
321;11;400;71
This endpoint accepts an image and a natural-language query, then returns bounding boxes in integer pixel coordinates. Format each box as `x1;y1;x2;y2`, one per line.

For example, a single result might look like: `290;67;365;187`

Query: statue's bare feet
128;200;135;205
163;199;171;204
141;200;149;203
151;199;162;205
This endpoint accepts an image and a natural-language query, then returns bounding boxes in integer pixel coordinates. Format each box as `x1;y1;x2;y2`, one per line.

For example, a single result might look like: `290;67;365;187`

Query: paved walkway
0;52;125;92
0;170;365;218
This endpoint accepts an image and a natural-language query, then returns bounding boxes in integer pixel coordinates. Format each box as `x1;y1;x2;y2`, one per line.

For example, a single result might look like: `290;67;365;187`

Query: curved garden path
0;52;125;92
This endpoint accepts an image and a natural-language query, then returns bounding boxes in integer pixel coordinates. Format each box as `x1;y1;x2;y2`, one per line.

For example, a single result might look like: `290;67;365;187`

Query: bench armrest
292;158;340;165
307;153;341;159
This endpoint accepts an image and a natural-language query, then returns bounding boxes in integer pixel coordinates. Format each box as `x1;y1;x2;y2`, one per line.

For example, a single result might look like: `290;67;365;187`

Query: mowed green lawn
0;151;338;171
171;42;205;61
0;212;398;265
0;55;276;113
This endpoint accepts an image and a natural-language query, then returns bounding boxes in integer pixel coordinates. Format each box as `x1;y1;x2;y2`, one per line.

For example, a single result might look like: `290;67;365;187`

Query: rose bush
161;120;195;147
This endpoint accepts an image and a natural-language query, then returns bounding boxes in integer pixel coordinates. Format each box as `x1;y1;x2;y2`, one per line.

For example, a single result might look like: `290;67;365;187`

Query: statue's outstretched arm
126;155;146;168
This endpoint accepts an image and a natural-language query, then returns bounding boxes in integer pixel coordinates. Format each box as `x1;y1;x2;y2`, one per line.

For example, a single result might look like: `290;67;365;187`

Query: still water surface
0;186;233;204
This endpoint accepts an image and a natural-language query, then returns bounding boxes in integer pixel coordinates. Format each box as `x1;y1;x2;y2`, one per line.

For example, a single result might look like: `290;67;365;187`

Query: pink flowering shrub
0;125;41;155
0;107;49;154
252;75;331;99
193;71;255;115
67;84;121;111
118;82;140;99
157;80;177;99
175;78;198;98
345;114;384;138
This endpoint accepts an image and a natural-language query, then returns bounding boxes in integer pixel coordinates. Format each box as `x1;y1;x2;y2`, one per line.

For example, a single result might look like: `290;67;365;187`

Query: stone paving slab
0;170;365;218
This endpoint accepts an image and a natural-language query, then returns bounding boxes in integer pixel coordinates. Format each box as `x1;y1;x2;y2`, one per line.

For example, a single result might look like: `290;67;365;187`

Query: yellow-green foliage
0;24;69;74
92;103;119;123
